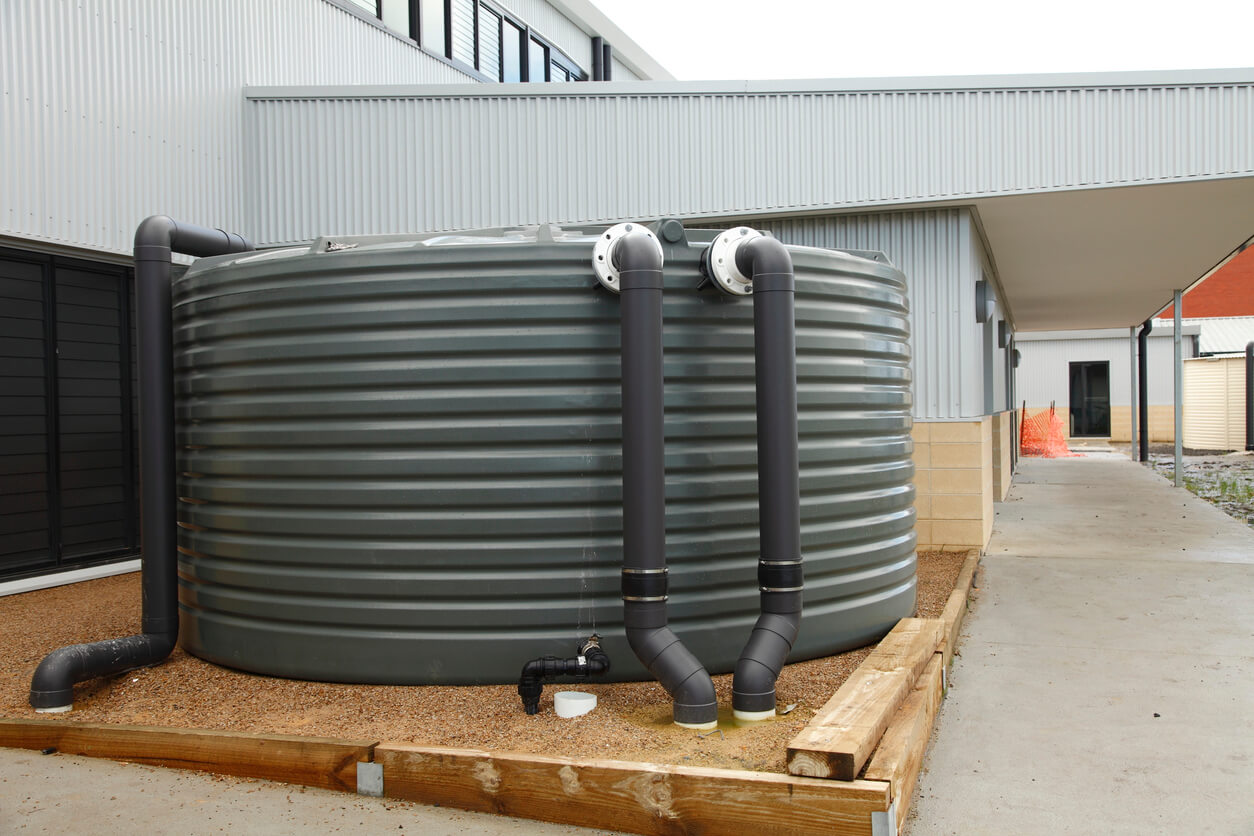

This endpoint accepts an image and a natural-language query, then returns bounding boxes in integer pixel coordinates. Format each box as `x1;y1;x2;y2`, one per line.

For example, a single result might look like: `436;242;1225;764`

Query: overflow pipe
597;224;718;729
29;216;253;712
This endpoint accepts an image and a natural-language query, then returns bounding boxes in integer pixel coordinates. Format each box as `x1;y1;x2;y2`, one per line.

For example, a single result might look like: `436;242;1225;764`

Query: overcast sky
588;0;1254;81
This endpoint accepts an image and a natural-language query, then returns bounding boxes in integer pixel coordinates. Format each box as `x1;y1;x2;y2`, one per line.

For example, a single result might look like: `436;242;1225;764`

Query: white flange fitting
592;222;663;293
704;226;764;296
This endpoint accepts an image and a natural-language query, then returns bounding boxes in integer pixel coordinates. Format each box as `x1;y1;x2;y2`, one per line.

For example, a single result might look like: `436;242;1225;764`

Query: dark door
0;248;138;581
1069;361;1111;437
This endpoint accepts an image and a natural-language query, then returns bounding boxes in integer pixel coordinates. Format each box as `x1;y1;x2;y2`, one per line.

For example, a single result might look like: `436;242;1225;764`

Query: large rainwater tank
173;223;915;684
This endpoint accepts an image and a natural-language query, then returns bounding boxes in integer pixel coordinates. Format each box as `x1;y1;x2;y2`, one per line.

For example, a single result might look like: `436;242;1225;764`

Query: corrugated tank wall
0;0;477;257
170;224;916;685
754;210;983;421
243;77;1254;242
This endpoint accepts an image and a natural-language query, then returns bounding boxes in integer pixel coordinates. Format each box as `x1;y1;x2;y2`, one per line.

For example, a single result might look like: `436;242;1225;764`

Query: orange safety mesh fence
1019;406;1084;458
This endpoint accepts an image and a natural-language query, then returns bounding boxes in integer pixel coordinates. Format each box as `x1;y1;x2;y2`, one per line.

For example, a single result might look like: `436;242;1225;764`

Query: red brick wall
1157;245;1254;319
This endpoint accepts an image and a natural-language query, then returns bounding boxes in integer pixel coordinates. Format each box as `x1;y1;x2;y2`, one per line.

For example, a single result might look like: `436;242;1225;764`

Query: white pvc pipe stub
733;708;776;722
34;705;72;714
675;719;718;731
553;691;597;718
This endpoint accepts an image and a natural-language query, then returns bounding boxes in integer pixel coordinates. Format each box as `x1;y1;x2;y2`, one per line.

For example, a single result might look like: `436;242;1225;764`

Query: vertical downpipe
700;227;803;721
595;223;717;729
29;216;252;712
1137;318;1152;463
1129;327;1139;460
1173;291;1183;486
733;235;802;721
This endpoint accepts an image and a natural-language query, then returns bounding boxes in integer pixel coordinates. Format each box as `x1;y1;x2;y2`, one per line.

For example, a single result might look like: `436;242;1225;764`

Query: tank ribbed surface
173;224;915;684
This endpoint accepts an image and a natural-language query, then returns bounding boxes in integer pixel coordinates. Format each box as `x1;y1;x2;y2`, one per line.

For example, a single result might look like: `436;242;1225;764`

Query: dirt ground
0;551;965;774
1146;447;1254;527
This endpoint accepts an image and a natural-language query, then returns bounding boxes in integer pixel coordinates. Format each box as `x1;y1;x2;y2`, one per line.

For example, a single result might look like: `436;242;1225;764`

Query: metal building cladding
170;225;914;684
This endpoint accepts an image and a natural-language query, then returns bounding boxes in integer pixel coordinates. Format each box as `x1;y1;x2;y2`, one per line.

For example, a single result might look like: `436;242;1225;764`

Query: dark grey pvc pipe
615;230;717;729
591;36;604;81
29;216;252;712
731;236;802;719
1137;318;1152;462
1246;342;1253;451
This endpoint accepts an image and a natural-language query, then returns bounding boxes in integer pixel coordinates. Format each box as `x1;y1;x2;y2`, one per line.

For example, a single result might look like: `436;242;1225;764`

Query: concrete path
0;745;620;835
909;454;1254;835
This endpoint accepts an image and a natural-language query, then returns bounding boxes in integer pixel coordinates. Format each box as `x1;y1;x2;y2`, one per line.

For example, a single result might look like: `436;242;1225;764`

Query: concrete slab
909;456;1254;835
0;746;622;835
990;455;1254;565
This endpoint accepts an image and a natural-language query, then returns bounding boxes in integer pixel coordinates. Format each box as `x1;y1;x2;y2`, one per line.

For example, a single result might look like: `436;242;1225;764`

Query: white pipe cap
553;691;597;718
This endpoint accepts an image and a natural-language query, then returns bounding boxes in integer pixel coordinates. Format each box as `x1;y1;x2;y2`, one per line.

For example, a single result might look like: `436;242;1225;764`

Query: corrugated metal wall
243;78;1254;242
3;0;611;257
1017;332;1185;407
1183;356;1247;451
755;210;983;420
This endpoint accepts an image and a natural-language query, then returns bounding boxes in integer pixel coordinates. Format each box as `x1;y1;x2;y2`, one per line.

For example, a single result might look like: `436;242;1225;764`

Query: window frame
327;0;584;84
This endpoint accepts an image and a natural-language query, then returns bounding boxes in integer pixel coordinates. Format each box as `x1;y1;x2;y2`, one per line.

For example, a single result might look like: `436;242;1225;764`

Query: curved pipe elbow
731;611;800;715
135;214;254;257
29;632;176;712
735;235;794;286
625;624;717;727
612;229;664;275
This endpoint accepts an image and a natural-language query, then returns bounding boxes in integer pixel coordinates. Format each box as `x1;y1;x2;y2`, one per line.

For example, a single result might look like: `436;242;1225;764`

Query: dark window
346;0;379;15
420;0;446;54
449;0;476;66
405;1;582;84
477;5;501;80
380;0;409;33
528;36;548;82
502;19;523;82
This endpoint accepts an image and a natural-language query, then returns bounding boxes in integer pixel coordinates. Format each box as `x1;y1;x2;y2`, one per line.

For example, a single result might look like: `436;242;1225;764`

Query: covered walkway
910;454;1254;834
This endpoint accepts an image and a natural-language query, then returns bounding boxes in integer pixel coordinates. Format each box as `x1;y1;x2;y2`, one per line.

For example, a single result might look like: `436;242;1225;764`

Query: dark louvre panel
0;255;54;575
0;250;139;581
55;265;131;558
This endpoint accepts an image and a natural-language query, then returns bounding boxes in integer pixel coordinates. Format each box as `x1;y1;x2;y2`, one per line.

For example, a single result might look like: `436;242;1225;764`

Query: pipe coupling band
749;273;794;293
758;559;803;592
622;568;668;601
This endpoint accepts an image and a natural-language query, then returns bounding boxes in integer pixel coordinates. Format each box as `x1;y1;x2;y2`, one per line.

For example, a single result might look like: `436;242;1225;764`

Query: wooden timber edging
0;550;981;836
786;548;981;832
0;719;892;836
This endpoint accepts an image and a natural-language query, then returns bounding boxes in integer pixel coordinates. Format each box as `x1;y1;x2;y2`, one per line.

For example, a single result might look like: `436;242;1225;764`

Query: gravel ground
0;551;965;774
1144;446;1254;527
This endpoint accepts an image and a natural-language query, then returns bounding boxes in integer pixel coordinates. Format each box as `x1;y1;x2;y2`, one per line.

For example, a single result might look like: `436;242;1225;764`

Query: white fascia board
246;67;1254;99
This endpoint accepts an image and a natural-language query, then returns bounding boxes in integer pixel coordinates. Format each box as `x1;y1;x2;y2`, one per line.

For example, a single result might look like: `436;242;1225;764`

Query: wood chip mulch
0;550;966;774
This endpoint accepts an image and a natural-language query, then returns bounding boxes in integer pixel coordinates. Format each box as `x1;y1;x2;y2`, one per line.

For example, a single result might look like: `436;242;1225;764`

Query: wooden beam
864;654;944;834
375;743;891;836
0;719;374;792
939;550;981;666
786;618;943;780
